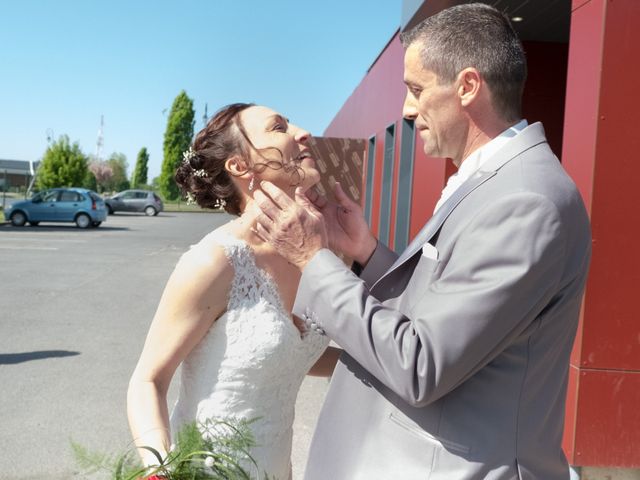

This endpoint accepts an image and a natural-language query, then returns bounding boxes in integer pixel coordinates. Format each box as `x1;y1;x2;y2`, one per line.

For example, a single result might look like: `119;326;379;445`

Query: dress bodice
170;228;329;480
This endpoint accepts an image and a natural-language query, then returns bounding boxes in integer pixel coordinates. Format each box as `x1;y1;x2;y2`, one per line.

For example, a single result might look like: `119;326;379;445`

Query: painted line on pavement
0;246;59;251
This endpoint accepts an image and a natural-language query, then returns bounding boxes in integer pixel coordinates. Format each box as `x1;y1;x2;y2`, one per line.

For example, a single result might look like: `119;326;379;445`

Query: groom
254;3;591;479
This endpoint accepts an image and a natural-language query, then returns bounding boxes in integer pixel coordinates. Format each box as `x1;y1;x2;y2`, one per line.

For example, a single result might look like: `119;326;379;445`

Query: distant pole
2;169;6;210
203;103;208;127
26;162;38;197
95;115;104;162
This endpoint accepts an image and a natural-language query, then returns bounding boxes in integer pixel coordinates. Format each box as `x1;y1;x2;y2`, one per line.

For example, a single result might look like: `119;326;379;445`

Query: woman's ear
225;155;251;177
457;67;481;107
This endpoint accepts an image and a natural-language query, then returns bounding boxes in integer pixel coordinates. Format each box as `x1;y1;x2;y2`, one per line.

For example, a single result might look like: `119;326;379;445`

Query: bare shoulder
168;230;236;303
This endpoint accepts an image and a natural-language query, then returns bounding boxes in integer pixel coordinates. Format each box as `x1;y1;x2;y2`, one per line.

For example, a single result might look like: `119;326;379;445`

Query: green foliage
36;135;89;189
82;168;98;191
104;153;130;193
132;147;150;188
160;90;195;200
73;418;273;480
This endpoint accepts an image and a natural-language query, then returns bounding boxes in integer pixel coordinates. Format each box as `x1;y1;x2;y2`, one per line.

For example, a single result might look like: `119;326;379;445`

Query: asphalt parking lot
0;212;328;480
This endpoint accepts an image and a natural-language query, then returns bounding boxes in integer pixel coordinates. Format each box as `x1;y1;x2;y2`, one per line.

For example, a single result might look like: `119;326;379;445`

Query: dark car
4;188;107;228
105;190;163;216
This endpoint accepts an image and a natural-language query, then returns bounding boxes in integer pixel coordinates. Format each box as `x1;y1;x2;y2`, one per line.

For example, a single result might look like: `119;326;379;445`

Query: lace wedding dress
170;229;329;480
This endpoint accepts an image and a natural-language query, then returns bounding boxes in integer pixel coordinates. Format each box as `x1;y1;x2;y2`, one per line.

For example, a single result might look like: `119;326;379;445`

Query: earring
248;176;255;192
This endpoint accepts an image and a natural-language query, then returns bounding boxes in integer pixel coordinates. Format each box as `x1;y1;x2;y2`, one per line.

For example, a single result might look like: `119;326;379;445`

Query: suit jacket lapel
385;169;496;273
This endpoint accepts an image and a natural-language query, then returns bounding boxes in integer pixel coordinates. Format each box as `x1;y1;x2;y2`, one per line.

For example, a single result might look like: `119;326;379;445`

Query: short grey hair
400;2;527;122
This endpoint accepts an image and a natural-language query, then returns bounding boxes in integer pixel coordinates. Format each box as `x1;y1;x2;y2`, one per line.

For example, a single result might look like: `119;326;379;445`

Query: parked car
4;188;107;228
105;189;163;216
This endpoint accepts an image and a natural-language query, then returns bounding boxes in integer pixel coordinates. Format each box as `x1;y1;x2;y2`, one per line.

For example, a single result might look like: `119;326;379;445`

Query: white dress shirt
433;119;528;213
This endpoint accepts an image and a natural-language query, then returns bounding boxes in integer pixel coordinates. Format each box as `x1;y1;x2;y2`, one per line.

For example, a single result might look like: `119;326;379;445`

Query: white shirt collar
433;119;528;213
457;119;528;179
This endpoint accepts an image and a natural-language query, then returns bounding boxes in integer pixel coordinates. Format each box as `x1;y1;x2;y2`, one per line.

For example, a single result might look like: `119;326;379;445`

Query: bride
127;103;340;480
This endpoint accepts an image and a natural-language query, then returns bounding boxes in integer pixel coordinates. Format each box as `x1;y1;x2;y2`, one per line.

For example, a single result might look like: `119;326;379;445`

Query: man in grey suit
254;3;591;479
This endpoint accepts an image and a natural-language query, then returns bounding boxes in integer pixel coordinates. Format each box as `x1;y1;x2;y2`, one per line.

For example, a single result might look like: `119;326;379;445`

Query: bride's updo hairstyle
175;102;255;216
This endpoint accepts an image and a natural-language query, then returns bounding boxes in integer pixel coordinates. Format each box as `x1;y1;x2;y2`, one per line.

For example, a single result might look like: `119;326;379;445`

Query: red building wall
561;0;640;467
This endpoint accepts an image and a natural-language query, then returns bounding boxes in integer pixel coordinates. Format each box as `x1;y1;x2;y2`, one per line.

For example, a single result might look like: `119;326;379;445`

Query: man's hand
306;182;377;266
253;181;328;270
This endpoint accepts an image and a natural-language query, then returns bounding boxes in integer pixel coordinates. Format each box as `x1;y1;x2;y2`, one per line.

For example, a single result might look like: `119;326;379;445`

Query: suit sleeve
355;241;398;288
293;192;568;407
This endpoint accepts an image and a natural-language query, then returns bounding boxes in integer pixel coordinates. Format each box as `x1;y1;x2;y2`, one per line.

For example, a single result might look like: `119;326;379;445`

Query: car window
60;191;82;202
135;192;147;199
122;191;136;199
43;191;59;202
153;194;162;202
89;192;102;201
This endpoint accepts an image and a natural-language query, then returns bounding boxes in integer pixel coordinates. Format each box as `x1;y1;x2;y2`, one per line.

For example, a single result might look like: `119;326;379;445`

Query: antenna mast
203;103;208;127
95;115;104;162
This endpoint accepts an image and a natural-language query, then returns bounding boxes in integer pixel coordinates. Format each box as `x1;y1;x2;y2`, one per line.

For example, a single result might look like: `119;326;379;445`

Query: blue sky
0;0;400;180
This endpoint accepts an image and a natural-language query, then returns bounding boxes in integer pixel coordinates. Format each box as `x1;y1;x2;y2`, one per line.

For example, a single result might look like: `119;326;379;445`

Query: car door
131;191;148;212
29;190;60;221
120;191;137;211
56;190;83;221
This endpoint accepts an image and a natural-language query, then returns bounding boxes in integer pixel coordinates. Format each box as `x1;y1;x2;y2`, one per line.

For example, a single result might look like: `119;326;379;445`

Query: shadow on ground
0;350;81;365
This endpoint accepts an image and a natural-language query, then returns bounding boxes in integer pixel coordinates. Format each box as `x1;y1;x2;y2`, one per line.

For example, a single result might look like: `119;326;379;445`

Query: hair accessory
248;176;255;192
182;147;208;178
182;146;197;165
185;192;197;205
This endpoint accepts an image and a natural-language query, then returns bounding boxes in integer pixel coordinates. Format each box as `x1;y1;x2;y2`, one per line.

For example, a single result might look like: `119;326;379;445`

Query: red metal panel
578;0;640;371
561;0;640;468
388;120;402;251
361;143;370;208
563;364;580;464
369;131;385;237
561;0;603;217
562;0;605;369
573;369;640;467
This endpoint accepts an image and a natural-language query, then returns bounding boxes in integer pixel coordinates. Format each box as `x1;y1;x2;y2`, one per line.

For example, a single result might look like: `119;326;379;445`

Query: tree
160;90;195;200
36;135;88;189
104;153;130;193
131;147;149;188
82;169;98;191
89;162;113;193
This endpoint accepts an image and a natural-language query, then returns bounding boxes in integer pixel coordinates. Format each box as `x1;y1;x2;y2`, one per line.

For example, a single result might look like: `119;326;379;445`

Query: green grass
162;200;225;213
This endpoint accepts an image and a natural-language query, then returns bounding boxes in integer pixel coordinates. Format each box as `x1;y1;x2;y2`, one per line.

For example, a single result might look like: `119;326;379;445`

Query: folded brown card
307;136;366;266
307;136;365;205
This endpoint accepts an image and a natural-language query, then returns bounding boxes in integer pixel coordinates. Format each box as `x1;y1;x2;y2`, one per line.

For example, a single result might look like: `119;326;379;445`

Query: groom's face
402;42;467;162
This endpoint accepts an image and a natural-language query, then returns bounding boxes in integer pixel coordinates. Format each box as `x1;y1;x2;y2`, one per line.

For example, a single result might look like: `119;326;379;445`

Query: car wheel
75;213;91;229
144;206;157;216
107;205;114;215
10;211;27;227
29;221;40;226
92;221;102;227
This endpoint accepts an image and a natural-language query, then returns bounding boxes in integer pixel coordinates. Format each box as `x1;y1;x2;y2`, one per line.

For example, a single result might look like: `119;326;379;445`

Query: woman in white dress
127;103;340;480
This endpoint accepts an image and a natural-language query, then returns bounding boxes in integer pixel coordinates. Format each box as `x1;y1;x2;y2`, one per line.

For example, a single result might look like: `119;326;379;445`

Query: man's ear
225;155;250;177
457;67;482;107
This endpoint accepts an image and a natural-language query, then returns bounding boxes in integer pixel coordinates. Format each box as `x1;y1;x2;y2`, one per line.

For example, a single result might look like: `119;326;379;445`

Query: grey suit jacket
294;123;591;480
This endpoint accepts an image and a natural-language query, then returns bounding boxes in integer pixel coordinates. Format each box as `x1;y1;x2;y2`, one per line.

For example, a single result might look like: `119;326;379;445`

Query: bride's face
238;105;320;192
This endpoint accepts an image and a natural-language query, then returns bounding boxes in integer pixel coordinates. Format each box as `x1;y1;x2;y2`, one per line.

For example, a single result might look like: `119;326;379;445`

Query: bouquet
72;418;271;480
